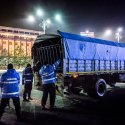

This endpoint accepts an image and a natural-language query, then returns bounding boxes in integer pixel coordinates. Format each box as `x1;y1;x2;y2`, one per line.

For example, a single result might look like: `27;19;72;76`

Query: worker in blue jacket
22;64;33;101
0;64;21;121
39;59;61;110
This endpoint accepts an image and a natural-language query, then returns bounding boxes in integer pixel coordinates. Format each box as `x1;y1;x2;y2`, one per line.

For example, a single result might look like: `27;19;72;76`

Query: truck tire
87;79;107;98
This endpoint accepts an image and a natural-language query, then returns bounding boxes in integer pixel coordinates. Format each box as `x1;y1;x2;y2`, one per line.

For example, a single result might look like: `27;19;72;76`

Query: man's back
1;68;20;98
39;60;61;85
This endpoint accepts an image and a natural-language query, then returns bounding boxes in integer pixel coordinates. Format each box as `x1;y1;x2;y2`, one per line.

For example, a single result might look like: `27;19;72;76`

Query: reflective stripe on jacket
22;67;33;84
39;59;60;85
0;69;20;98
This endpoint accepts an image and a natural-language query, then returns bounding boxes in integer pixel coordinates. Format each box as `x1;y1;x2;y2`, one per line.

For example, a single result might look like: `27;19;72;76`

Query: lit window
9;42;12;45
3;41;6;44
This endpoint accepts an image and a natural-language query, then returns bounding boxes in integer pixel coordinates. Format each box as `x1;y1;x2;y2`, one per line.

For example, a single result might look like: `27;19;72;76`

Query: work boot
23;99;29;102
28;97;33;100
41;107;48;110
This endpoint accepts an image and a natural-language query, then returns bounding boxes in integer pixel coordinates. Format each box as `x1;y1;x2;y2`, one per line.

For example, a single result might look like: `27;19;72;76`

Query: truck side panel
63;59;125;75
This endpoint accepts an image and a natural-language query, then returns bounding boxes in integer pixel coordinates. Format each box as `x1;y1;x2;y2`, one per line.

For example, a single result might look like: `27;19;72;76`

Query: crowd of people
0;59;61;121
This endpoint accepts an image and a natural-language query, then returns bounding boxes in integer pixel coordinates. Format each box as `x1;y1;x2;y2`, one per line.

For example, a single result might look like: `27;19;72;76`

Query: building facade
80;31;94;38
0;26;43;57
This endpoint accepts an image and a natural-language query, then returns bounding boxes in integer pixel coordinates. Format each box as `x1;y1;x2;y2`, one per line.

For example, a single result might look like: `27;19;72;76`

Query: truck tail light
73;73;78;79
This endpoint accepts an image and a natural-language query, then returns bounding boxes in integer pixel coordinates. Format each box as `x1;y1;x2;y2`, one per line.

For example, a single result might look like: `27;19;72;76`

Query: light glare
117;27;123;32
28;15;35;22
104;29;112;36
46;19;51;24
55;14;62;22
36;9;44;17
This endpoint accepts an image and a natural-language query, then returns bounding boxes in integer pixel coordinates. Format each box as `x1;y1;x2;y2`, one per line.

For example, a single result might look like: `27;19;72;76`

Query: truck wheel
87;79;107;98
95;79;107;97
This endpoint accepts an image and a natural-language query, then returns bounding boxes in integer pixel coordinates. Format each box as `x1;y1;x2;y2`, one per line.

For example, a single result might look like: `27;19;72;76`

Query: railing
63;59;125;75
36;44;62;65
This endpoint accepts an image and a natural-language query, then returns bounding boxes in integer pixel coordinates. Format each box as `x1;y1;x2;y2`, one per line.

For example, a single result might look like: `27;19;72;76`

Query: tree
0;46;32;69
13;46;32;68
0;48;8;66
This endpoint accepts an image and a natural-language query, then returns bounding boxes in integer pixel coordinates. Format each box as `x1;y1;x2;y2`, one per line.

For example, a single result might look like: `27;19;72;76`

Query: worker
22;64;33;101
0;64;21;121
39;59;61;110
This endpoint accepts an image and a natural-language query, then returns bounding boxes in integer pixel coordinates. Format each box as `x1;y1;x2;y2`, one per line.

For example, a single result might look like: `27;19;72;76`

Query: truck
32;31;125;98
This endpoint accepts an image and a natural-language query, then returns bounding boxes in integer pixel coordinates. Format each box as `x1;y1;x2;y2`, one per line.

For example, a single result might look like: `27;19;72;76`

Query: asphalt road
0;71;125;125
22;83;125;125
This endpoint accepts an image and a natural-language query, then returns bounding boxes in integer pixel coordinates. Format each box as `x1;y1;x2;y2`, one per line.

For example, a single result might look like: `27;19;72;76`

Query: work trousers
42;84;56;108
23;83;32;100
0;97;21;119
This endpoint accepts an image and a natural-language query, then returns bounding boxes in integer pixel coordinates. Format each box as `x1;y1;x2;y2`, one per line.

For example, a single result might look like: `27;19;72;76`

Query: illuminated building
0;26;43;57
80;31;94;38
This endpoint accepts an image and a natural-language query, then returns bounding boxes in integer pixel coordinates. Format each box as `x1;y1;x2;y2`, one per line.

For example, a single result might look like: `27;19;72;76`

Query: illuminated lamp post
28;9;62;34
115;27;123;43
104;29;112;37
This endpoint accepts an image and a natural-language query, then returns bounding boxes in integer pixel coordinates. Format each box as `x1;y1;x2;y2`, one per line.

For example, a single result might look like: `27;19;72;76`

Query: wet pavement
0;84;73;125
0;71;125;125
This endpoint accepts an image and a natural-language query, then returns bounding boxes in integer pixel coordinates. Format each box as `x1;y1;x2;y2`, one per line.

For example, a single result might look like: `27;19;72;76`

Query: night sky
0;0;125;40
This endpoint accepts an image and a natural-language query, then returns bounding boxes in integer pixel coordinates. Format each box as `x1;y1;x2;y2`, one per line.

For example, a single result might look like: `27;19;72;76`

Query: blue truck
32;31;125;98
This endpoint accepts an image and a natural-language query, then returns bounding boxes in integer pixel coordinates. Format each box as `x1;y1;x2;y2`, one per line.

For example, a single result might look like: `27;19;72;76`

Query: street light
104;29;112;36
55;14;62;22
28;15;35;22
117;27;123;32
28;15;51;34
28;9;62;34
39;18;51;34
115;27;123;43
115;32;121;43
103;27;123;43
36;9;51;34
36;9;44;17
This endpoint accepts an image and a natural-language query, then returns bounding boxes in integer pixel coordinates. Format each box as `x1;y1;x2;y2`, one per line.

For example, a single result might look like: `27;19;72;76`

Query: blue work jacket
0;69;20;98
39;60;60;85
22;67;33;84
